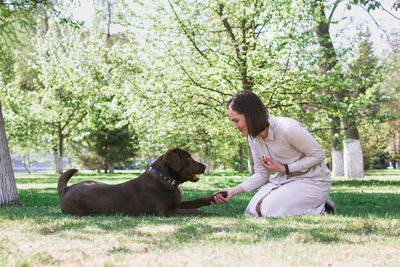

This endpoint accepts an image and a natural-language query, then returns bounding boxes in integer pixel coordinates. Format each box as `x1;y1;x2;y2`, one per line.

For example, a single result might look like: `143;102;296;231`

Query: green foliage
12;22;110;160
0;0;44;60
350;0;400;12
132;0;332;164
0;0;47;146
76;123;139;172
343;31;384;126
364;47;400;168
4;14;142;171
1;0;400;173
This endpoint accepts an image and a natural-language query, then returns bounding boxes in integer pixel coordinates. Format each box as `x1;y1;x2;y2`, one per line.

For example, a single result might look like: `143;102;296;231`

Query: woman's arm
286;123;325;173
238;137;271;192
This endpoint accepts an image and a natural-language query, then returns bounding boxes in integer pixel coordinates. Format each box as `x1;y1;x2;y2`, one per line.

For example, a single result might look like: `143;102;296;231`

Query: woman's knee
259;198;291;217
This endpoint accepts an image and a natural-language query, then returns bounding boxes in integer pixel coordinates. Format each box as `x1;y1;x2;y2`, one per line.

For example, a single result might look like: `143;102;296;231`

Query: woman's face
228;106;248;136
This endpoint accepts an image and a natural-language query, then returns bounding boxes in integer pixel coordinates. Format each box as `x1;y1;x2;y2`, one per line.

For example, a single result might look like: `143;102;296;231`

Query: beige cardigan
239;115;331;193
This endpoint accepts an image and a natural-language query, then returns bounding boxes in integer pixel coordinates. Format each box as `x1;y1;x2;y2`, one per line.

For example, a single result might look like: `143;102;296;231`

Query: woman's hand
212;190;233;204
211;185;244;205
261;156;285;173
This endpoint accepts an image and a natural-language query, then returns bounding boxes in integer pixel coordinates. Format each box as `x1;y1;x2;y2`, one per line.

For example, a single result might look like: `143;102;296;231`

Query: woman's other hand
261;156;285;173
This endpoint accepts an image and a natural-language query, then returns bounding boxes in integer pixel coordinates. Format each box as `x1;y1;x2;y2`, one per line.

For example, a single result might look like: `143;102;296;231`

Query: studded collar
149;167;179;188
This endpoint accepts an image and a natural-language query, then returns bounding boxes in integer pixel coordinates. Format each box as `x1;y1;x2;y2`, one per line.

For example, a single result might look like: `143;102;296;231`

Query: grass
1;169;400;266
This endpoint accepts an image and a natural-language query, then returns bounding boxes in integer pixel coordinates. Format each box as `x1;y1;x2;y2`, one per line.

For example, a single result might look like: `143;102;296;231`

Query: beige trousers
244;176;331;218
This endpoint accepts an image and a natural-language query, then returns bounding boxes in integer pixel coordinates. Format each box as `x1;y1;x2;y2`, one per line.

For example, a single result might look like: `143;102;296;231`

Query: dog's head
162;147;206;183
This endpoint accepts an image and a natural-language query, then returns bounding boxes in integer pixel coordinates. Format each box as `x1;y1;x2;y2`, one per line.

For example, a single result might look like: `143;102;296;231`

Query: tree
134;0;328;173
367;45;400;169
309;0;370;178
3;31;48;175
351;0;400;18
25;22;111;173
0;0;47;206
308;0;397;178
4;0;142;175
77;123;138;173
0;101;20;205
382;50;400;168
345;31;380;172
75;89;139;173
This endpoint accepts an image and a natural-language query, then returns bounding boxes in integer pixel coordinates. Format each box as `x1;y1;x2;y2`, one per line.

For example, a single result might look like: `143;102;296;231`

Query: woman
213;90;336;217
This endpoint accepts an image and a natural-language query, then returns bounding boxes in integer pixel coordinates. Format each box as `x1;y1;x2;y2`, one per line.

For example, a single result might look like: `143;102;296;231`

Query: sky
70;0;399;58
330;0;399;57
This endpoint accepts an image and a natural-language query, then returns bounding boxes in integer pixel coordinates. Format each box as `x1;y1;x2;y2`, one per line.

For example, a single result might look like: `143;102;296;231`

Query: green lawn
1;169;399;266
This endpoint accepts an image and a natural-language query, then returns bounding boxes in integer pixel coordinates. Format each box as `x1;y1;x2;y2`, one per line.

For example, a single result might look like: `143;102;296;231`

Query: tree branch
167;0;208;60
162;41;231;97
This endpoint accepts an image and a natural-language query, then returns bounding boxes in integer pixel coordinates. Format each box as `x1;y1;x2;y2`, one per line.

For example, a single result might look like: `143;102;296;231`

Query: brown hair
227;90;269;137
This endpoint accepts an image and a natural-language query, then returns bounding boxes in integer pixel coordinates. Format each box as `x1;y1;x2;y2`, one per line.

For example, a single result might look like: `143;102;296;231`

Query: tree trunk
331;115;344;177
108;164;114;173
331;91;363;178
205;146;211;175
54;123;64;174
237;143;244;172
23;155;32;174
53;152;63;174
343;119;364;178
393;133;398;169
41;11;49;35
331;147;343;177
247;137;254;176
0;100;20;206
343;139;364;178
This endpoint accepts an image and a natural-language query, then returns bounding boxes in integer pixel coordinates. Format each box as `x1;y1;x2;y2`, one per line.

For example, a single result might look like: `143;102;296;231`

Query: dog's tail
57;169;79;198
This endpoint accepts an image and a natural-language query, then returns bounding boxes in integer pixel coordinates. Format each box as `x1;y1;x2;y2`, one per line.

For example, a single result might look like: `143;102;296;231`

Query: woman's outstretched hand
260;156;286;173
212;190;231;204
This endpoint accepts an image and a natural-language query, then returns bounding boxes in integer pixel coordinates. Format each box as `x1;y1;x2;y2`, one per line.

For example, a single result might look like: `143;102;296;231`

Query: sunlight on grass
1;169;399;266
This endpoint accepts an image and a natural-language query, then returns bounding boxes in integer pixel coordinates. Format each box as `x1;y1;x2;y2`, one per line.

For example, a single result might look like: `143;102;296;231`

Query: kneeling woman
213;90;335;217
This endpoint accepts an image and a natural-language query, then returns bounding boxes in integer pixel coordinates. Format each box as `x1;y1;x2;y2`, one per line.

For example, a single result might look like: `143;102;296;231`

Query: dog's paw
219;191;228;198
212;191;228;199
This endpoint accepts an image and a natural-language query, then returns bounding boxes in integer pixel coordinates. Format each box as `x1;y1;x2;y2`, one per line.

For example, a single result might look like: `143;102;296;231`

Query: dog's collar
149;167;179;188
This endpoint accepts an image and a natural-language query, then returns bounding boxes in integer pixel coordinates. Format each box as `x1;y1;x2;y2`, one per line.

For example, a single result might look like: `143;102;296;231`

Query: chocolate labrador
58;148;225;216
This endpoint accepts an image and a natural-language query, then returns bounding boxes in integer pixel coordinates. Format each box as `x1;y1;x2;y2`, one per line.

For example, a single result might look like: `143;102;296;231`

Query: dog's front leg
179;197;214;209
180;191;227;209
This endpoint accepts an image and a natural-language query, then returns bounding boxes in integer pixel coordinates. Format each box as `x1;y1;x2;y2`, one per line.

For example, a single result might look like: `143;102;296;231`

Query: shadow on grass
364;169;400;176
329;191;400;217
332;179;400;187
171;220;345;245
15;172;141;185
5;184;400;219
2;181;399;247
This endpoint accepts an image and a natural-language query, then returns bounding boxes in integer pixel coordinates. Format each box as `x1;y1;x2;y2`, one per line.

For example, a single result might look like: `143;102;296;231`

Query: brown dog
57;148;223;216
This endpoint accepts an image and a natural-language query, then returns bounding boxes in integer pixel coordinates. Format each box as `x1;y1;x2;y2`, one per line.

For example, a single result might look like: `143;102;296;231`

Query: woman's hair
227;90;269;137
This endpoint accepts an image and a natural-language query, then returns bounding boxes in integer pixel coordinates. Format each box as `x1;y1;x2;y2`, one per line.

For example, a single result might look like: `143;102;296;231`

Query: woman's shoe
324;198;337;214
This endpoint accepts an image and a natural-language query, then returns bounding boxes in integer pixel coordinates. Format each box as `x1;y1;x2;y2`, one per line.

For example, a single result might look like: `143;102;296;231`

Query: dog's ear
163;148;184;171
